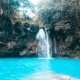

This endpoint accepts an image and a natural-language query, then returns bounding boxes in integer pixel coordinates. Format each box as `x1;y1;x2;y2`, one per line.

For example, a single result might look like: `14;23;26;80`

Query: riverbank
55;57;80;59
23;72;79;80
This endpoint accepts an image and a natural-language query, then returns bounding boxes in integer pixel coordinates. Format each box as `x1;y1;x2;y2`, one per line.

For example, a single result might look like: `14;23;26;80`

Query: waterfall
54;35;57;54
36;28;52;59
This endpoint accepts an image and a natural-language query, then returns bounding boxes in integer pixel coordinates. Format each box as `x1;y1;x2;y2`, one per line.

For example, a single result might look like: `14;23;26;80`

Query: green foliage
38;0;80;57
0;0;80;57
0;14;39;57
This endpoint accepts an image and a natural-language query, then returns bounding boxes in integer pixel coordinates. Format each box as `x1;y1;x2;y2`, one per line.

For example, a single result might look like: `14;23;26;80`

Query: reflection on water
0;58;80;80
22;71;57;80
22;59;54;80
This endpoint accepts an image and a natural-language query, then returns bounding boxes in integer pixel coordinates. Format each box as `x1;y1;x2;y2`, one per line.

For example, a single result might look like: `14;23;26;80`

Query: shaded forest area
0;0;80;58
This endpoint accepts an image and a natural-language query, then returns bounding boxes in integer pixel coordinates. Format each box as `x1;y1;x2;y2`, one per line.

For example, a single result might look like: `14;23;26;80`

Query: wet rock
20;49;27;56
28;41;38;54
0;17;39;57
7;41;16;49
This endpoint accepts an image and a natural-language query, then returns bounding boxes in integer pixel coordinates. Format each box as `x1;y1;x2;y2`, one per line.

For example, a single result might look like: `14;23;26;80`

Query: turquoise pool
0;58;80;80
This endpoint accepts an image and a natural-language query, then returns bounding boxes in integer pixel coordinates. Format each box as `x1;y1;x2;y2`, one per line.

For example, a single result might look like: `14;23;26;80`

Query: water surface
0;58;80;80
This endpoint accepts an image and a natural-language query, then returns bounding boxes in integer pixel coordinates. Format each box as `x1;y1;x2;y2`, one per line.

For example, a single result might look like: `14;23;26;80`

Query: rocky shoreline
22;72;80;80
53;74;79;80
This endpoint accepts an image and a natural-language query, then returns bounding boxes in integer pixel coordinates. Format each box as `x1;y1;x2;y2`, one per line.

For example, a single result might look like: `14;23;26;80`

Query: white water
36;28;52;59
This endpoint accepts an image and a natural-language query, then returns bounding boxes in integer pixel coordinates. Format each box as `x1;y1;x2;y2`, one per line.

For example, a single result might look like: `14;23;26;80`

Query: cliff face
54;20;80;58
0;15;39;57
0;14;80;58
0;0;80;58
49;20;80;58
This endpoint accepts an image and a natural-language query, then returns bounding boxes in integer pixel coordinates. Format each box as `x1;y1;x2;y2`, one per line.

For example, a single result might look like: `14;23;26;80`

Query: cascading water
54;35;57;54
36;28;52;59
